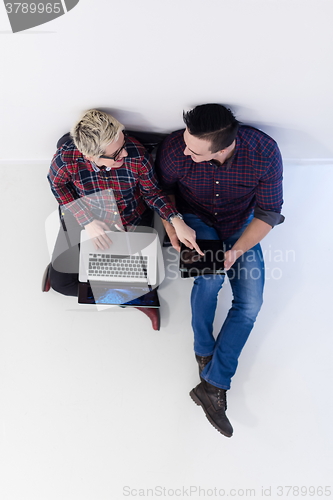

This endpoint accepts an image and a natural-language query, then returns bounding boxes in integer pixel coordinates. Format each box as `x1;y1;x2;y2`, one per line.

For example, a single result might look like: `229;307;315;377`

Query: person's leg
50;211;81;297
49;266;79;296
191;274;226;355
183;214;225;357
131;208;161;329
201;239;265;389
187;214;264;436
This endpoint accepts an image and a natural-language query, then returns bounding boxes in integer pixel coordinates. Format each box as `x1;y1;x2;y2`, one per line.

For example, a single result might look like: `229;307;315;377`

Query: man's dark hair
183;104;240;153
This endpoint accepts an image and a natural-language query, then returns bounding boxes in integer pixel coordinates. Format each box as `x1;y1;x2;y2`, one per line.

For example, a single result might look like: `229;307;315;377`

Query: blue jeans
183;214;265;390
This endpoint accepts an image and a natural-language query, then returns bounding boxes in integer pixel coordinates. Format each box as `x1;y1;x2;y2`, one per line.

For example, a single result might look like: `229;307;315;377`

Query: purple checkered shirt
156;126;284;241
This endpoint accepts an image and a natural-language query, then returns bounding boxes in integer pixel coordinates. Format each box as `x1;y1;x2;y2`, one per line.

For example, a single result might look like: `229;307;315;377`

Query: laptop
79;229;158;286
78;282;160;307
179;240;225;278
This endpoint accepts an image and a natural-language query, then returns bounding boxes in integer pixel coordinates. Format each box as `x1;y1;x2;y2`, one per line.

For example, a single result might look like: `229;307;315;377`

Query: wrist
229;246;245;258
161;218;173;229
169;213;184;226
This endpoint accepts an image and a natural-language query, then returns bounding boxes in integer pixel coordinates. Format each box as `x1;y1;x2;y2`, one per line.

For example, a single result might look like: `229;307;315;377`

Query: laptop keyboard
87;253;148;279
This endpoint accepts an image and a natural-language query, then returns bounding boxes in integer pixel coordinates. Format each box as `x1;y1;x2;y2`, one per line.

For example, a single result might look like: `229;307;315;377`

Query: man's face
88;131;128;169
183;128;216;163
183;128;236;164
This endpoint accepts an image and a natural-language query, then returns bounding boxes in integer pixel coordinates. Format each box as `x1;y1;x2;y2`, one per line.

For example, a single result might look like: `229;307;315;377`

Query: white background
0;0;333;160
0;1;332;500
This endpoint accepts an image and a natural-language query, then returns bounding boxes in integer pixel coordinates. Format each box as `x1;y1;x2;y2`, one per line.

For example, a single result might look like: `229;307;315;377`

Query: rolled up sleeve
255;148;285;227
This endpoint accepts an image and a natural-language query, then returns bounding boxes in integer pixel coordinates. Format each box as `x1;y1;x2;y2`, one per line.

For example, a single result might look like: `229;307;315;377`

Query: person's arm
155;135;204;254
225;145;284;270
161;216;203;254
48;156;79;206
48;152;113;249
137;150;178;218
48;152;95;226
159;194;180;249
224;218;271;270
83;219;112;250
138;152;203;254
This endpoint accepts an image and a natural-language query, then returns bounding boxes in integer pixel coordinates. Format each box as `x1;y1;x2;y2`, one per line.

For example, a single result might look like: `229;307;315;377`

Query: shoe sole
189;389;233;438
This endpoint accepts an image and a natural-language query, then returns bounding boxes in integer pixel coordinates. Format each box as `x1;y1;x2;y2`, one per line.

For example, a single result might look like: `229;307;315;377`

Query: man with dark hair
156;103;284;437
183;103;240;152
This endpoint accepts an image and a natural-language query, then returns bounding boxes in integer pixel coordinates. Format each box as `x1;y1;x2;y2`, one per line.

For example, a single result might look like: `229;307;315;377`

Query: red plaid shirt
47;135;178;227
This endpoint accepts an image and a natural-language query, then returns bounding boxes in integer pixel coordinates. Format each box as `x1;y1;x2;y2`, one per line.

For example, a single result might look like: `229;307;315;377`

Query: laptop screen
78;282;160;307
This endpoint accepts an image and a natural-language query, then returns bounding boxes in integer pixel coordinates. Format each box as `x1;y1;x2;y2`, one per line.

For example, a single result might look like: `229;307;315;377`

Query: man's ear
218;141;236;156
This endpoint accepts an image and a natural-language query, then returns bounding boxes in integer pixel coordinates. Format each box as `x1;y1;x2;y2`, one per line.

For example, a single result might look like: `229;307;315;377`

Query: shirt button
214;212;218;216
114;211;118;215
216;181;219;184
216;193;219;196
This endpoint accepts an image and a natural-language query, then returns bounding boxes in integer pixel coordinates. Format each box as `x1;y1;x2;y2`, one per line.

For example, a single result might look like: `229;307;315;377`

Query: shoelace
198;356;206;367
198;355;211;369
217;389;227;410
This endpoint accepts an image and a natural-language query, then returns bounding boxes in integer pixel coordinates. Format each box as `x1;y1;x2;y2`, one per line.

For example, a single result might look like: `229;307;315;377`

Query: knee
50;266;78;297
251;296;263;317
193;274;225;293
237;295;263;320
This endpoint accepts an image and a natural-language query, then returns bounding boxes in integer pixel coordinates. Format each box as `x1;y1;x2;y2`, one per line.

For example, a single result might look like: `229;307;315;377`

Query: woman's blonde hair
71;109;124;157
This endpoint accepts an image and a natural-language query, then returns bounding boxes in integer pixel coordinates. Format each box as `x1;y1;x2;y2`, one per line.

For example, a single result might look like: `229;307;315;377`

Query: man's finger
183;240;194;250
191;240;204;256
184;238;205;256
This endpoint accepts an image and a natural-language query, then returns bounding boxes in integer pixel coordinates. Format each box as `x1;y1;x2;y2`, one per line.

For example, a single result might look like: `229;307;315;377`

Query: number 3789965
5;3;62;14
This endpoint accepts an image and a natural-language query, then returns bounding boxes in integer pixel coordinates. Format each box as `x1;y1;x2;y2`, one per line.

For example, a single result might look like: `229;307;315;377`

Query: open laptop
78;282;160;307
179;240;225;278
79;229;158;286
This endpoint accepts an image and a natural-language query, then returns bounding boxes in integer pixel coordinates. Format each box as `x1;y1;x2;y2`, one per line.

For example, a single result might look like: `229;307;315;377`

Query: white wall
0;0;332;161
1;3;332;499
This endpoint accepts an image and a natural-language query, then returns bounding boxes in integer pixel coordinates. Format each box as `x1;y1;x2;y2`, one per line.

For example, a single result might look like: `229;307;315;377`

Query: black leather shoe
195;354;213;377
190;380;233;437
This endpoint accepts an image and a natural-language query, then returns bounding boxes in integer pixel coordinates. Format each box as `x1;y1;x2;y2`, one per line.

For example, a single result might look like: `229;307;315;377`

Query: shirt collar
209;139;238;171
91;162;112;172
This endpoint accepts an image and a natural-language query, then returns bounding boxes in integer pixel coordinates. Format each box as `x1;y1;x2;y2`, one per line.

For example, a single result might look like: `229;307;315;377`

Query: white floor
0;162;332;500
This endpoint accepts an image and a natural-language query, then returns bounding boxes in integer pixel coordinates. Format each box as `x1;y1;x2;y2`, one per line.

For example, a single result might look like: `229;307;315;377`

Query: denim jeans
183;213;265;390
